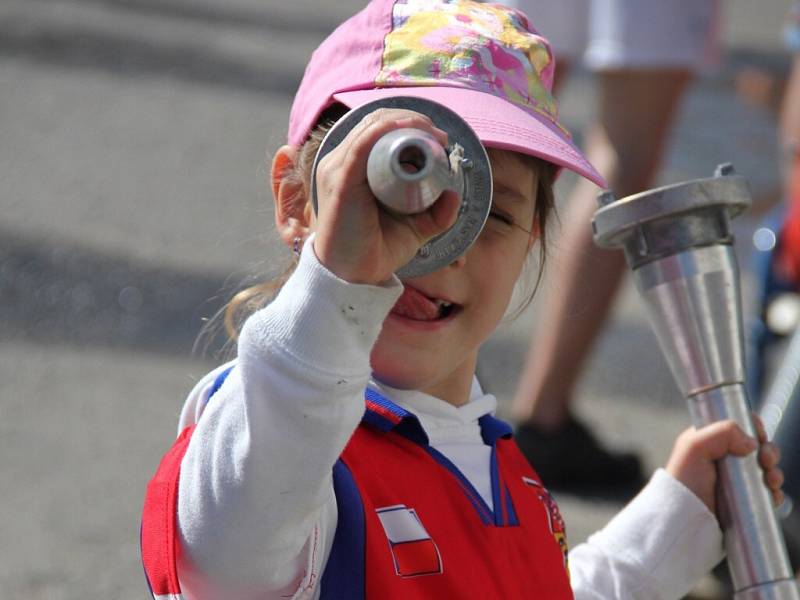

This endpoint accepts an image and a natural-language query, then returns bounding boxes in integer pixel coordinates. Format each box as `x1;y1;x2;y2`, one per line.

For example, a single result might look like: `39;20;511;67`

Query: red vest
141;384;573;599
319;389;573;599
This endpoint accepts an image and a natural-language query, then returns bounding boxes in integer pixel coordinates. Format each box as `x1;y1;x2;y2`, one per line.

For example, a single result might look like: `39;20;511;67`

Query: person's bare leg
512;69;693;429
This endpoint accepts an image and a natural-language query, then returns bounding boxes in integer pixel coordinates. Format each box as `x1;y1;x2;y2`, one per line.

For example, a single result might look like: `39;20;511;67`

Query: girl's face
370;148;539;405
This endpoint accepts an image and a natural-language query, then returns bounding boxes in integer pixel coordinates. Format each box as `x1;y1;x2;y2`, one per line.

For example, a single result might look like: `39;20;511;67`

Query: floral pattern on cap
376;0;562;130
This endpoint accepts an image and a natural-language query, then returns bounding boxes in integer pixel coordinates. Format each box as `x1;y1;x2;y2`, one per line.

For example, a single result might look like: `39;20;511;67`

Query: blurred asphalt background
0;1;796;598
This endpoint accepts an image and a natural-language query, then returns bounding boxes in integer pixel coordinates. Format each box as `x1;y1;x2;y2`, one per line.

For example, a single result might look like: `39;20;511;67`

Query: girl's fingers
752;412;768;445
758;442;781;470
312;107;458;283
317;108;450;219
690;420;758;461
329;109;455;235
671;419;786;510
316;109;445;207
755;439;784;507
393;115;449;147
765;465;785;492
414;189;462;240
337;109;448;176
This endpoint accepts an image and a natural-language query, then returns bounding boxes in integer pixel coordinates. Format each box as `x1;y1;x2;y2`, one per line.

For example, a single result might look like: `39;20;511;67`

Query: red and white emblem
376;505;443;578
523;476;569;573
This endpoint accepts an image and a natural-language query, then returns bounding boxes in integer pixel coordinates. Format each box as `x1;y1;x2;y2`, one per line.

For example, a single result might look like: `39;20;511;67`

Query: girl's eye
489;210;515;227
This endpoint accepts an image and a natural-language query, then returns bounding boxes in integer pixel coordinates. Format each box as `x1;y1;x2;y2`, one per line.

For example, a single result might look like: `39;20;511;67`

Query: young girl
141;1;785;598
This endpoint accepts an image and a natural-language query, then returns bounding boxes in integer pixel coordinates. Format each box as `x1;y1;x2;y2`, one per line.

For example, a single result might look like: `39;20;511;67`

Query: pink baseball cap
288;0;605;188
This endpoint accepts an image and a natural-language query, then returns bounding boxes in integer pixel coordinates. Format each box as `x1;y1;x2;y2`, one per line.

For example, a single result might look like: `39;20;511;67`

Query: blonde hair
207;108;558;351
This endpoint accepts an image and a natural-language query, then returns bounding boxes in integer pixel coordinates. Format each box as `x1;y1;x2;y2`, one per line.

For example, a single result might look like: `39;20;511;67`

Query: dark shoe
515;416;645;496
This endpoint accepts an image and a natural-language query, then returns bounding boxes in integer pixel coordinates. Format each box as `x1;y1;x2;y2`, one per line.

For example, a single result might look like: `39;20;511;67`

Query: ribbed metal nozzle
592;166;799;598
311;97;493;278
366;128;464;214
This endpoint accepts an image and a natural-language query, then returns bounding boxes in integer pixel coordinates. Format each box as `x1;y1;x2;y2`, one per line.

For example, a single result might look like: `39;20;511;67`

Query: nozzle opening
393;143;431;181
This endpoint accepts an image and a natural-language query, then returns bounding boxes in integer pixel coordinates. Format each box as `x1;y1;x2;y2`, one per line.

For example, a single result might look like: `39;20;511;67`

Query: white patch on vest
376;505;429;542
375;505;443;578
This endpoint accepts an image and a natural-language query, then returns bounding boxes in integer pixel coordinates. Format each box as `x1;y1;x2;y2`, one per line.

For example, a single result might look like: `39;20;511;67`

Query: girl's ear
272;145;313;247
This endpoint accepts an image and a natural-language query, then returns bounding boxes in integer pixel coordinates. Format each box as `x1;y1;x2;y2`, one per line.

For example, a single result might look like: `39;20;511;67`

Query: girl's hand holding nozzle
666;414;785;516
313;108;462;286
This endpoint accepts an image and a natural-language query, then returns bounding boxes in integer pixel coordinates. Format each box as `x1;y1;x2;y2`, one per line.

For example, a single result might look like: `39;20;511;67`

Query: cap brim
333;86;606;188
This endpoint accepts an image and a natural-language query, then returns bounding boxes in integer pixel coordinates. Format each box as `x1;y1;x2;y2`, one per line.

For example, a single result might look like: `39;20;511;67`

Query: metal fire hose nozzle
311;96;492;279
592;164;800;599
366;128;466;215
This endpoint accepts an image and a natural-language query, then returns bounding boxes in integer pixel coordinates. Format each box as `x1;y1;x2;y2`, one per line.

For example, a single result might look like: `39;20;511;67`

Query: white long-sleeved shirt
175;237;724;599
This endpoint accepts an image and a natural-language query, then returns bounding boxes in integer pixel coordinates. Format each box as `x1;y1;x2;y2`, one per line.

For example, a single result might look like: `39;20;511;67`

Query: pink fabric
287;0;605;188
288;0;391;148
335;86;601;186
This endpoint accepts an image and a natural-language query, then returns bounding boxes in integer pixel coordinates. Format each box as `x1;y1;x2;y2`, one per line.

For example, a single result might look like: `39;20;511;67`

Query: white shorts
509;0;721;71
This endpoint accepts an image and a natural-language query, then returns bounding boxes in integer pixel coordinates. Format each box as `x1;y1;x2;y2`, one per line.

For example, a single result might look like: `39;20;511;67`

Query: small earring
293;236;302;258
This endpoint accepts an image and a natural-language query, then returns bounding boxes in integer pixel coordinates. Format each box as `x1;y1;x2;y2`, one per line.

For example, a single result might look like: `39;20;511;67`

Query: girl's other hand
313;108;462;285
665;414;784;516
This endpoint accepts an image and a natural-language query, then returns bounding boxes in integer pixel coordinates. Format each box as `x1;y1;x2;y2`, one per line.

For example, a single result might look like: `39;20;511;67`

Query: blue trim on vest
505;483;519;526
361;388;520;528
364;388;410;422
209;365;235;400
392;418;429;446
320;460;365;600
140;523;156;599
363;389;512;448
361;409;400;433
487;447;519;527
478;414;513;445
363;388;428;446
490;446;505;526
427;446;493;525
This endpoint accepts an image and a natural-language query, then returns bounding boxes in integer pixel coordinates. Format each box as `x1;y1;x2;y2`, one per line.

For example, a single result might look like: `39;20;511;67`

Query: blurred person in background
505;0;721;492
746;0;800;574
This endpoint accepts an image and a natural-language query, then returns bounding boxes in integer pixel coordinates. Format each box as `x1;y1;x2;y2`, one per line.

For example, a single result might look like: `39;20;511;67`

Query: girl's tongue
391;285;440;321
